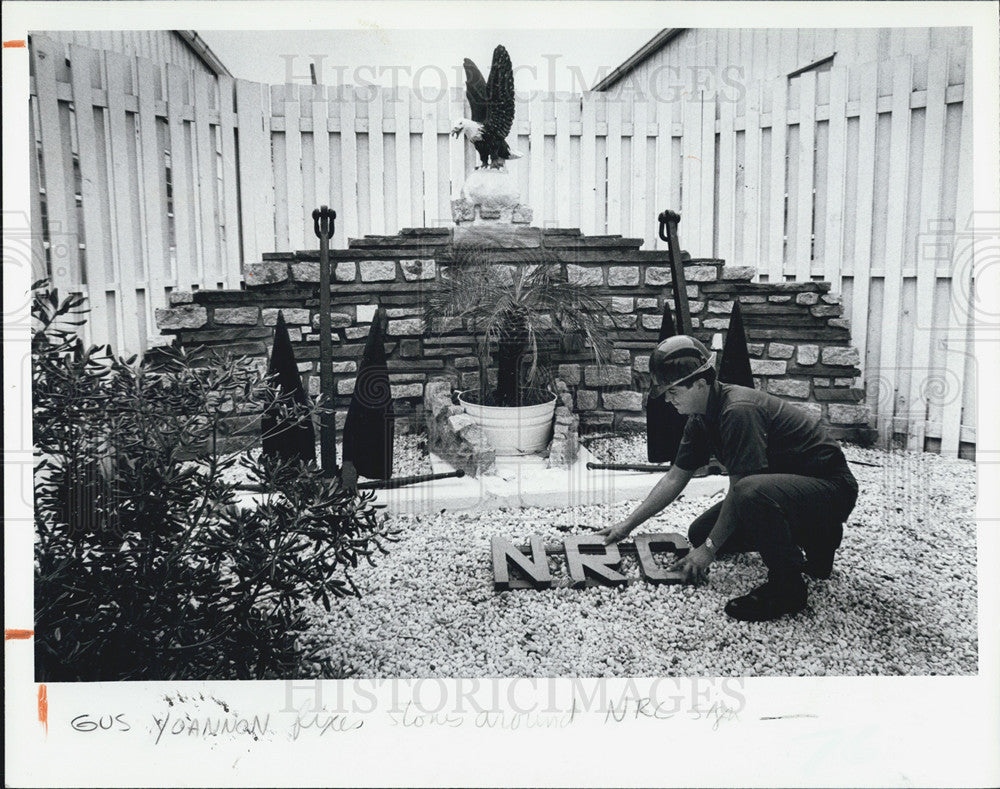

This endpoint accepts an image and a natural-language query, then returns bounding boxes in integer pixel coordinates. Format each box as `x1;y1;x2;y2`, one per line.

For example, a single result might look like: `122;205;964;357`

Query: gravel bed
303;446;978;677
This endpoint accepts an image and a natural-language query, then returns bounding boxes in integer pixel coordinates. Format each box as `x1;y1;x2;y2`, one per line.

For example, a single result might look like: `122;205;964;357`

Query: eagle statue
451;45;522;169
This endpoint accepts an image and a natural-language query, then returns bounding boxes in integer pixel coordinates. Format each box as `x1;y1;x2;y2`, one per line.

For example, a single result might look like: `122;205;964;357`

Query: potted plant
424;245;611;455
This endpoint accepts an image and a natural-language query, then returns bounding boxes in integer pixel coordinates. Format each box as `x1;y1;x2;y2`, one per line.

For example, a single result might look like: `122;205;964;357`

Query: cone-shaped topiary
342;306;394;480
646;299;689;463
718;298;755;388
262;312;316;463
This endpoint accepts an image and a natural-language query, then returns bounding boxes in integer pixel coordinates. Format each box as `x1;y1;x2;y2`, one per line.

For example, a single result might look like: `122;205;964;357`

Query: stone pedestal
452;168;533;225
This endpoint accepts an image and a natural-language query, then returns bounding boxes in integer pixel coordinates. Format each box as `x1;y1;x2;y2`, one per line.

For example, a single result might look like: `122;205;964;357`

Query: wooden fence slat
104;50;141;353
528;96;546;226
767;75;788;282
396;87;413;230
795;71;817;281
940;49;973;455
311;87;331;225
367;87;385;234
32;35;77;294
848;62;879;389
448;86;465;212
680;93;701;248
66;44;110;346
193;69;221;283
630;96;648;243
135;56;168;322
269;85;289;251
906;49;948;451
339;85;359;244
718;86;737;265
742;81;762;273
699;87;717;256
235;80;265;264
420;93;439;228
653;96;674;250
282;84;305;251
606;97;624;236
434;87;452;222
218;74;242;287
876;56;914;442
556;92;573;228
580;92;598;235
165;65;194;287
823;67;848;290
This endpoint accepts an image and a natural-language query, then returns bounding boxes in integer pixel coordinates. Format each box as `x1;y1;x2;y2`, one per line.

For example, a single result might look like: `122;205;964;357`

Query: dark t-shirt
673;383;847;477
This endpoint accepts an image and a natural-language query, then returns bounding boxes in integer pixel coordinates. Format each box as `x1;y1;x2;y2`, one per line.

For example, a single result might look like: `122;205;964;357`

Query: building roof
173;30;232;77
592;28;685;91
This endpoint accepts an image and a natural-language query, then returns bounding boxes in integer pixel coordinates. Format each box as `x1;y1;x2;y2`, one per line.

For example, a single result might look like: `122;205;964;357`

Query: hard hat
649;335;716;394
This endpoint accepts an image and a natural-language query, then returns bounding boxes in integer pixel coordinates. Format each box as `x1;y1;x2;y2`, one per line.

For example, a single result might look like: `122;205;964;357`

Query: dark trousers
688;467;858;580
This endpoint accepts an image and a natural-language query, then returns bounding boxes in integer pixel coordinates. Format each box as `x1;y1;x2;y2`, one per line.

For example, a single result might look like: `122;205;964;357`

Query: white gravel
301;444;977;677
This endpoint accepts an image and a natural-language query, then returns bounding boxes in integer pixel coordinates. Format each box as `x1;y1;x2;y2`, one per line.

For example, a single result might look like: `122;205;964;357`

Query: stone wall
155;226;872;443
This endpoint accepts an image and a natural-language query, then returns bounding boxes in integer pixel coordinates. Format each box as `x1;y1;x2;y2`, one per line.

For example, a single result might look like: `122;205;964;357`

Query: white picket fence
28;35;974;453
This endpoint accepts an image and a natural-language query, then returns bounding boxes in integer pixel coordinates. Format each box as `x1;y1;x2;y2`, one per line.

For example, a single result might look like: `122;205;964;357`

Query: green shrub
32;284;395;681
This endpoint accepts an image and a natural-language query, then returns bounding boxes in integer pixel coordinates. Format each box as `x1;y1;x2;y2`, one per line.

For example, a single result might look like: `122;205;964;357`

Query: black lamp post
312;205;337;476
657;209;692;335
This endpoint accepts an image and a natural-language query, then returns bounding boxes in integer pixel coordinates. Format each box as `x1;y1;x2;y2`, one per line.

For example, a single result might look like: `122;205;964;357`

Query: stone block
155;304;208;330
611;297;634;313
690;317;701;328
332;361;357;374
828;318;851;330
797;344;819;365
611;348;631;364
399;339;421;357
821;346;861;367
689;301;705;314
512;204;533;224
214;307;260;325
387;318;425;336
432;317;463;333
585;365;632;387
644;267;671;286
312;312;354;330
336;378;356;395
169;290;193;305
702;318;730;330
768;295;792;303
576;390;599;410
795;292;819;305
641;314;663;331
459;372;480;390
685;266;719;282
400;258;436;281
291;261;355;282
687;286;701;299
602;391;644;411
813;387;865;402
344;327;368;340
619;415;647;432
263;308;310;326
391;383;424;399
750;359;787;376
827;404;870;425
608;266;640;287
448;413;476;433
360;260;397;282
821;293;842;305
612;314;637;329
834;377;855;387
720;266;756;281
456;356;479;369
567;264;604;286
708;300;734;314
747;343;765;357
636;298;658;310
244;262;288;286
811;304;843;318
813;377;831;387
287;327;302;342
633;354;650;373
768;343;795;359
557;364;582;385
767;378;811;399
740;295;767;304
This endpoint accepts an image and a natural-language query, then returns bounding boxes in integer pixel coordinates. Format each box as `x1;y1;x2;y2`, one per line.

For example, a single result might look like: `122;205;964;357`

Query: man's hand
670;544;714;584
596;520;633;546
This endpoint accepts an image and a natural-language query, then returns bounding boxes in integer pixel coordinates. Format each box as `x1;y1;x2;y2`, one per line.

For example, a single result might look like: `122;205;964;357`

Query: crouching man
598;336;858;621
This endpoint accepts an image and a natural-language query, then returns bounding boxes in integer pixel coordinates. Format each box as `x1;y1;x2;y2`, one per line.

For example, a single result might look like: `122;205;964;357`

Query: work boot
724;575;807;622
802;521;844;580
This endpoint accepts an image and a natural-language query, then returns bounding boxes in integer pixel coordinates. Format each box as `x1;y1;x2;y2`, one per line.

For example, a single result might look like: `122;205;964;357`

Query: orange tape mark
3;40;27;48
4;629;34;640
39;684;48;734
